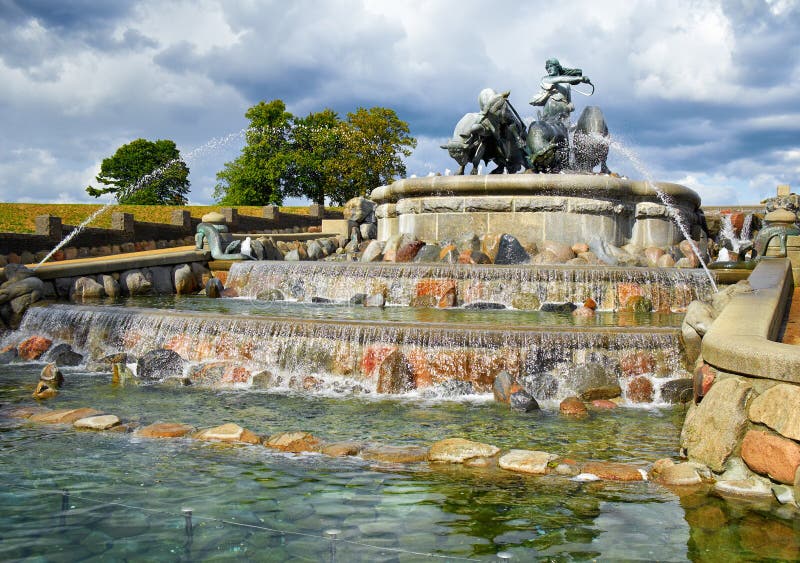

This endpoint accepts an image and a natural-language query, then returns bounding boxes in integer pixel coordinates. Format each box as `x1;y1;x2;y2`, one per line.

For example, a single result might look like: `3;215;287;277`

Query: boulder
120;270;152;296
361;240;384;262
194;423;260;444
30;408;102;424
112;362;137;386
0;275;43;303
321;442;363;457
627;376;654;403
571;362;617;392
136;349;186;382
412;279;456;308
498;449;558;474
364;293;385;308
541;240;575;263
494;234;530;265
620;296;652;313
741;429;800;484
395;240;426;262
39;362;64;387
205;278;224;298
137;422;194;438
146;267;174;294
265;431;322;453
428;438;500;463
661;378;694;404
360;445;430;463
560;396;588;416
492;370;515;403
43;343;83;367
412;244;442;263
74;415;121;430
581;461;644;481
511;293;540;310
680;377;752;472
360;345;412;393
306;240;325;261
620;352;655;376
17;336;52;360
70;276;105;300
657;254;676;267
748;383;800;441
510;390;540;412
0;346;17;364
540;302;577;314
359;223;377;240
32;380;58;400
579;385;621;401
344;196;376;223
590;399;618;409
173;264;197;295
100;275;120;298
458;250;492;264
644;247;665;267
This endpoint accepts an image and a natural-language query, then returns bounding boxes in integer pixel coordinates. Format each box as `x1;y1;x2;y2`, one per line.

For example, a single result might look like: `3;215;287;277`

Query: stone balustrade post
263;205;280;222
308;203;324;220
111;212;135;235
35;215;62;240
171;210;192;231
220;207;239;228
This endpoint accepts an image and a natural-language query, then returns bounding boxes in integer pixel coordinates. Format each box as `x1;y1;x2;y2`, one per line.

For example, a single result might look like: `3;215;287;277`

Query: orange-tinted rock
693;362;717;397
741;429;800;484
591;399;618;409
137;422;194;438
407;349;469;389
617;283;643;308
301;376;323;391
739;514;800;560
458;250;492;264
221;365;251;385
194;423;260;444
620;351;655;376
29;408;102;424
469;349;521;392
360;445;430;463
560;396;588;416
321;442;363;457
413;279;456;308
438;244;457;260
4;406;51;419
265;431;322;453
571;243;589;254
17;336;52;360
582;461;644;481
361;344;411;393
395;240;425;262
627;376;654;403
583;297;597;310
572;306;595;317
32;381;58;400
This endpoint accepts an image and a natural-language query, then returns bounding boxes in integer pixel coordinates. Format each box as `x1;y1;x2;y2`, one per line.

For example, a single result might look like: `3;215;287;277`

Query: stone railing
701;258;800;382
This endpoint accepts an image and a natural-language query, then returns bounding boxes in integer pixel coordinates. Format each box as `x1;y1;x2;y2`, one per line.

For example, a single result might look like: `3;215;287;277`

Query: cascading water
11;303;686;403
598;136;719;292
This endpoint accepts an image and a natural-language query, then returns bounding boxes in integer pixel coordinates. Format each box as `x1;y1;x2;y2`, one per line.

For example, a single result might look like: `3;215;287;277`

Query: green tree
284;109;345;205
86;138;190;205
214;100;293;206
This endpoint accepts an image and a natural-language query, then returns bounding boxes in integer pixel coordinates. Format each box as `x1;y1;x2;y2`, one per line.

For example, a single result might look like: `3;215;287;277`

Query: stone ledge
702;258;800;383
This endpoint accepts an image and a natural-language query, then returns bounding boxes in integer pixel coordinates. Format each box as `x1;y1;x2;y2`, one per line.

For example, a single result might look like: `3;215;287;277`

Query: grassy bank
0;203;329;234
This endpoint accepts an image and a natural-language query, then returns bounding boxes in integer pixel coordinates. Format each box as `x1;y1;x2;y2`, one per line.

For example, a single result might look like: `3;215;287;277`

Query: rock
205;278;224;298
411;279;456;308
498;449;559;474
494;234;530;264
681;324;702;368
492;370;515;403
741;429;800;484
511;293;540;310
194;423;260;444
620;352;655;376
44;343;82;366
4;406;51;418
458;250;492;264
0;346;18;363
571;242;589;254
344;196;376;223
693;362;717;401
572;306;595;317
32;380;58;400
657;254;676;267
0;276;43;302
714;476;773;499
364;293;385;308
684;300;715;336
70;276;105;300
644;247;665;266
112;362;137;386
137;422;194;438
581;461;644;481
360;445;430;463
360;240;384;262
265;431;322;453
173;264;197;294
661;378;694;404
560;396;588;416
17;336;52;360
250;370;277;389
540;302;577;313
87;352;134;372
655;462;704;486
100;275;120;298
530;250;558;264
30;408;102;424
412;244;442;263
541;240;575;263
284;249;301;261
144;266;173;294
463;301;505;310
395;240;425;262
120;270;152;296
675;256;699;268
591;399;618;409
306;240;325;261
588;236;618;265
257;288;285;301
620;296;652;313
360;345;412;394
579;385;621;401
571;362;617;392
358;223;377;240
510;390;540;412
627;376;654;403
136;349;186;382
320;442;363;457
748;383;800;441
428;438;500;463
74;415;121;430
40;362;64;387
680;377;752;472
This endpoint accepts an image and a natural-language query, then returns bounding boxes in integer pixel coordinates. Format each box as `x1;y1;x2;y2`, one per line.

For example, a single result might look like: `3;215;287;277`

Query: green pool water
2;365;800;561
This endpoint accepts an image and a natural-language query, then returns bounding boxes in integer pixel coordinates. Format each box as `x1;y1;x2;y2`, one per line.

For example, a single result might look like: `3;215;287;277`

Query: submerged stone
137;422;194;438
39;362;64;388
32;380;58;400
44;343;82;367
581;461;644;481
265;431;322;453
194;423;260;444
428;438;500;463
74;415;121;430
360;445;430;463
560;396;588;416
321;442;363;457
463;301;506;310
30;408;102;424
661;378;693;404
136;349;186;382
498;449;558;474
540;302;577;314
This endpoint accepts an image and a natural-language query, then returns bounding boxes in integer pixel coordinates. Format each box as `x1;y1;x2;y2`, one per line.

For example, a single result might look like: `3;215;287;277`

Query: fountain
5;58;800;560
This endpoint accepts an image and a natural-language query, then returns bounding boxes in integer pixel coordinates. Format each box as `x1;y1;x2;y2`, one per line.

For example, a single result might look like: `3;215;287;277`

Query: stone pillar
308;203;324;220
170;210;192;231
220;207;238;228
111;212;134;234
34;215;62;239
262;205;280;222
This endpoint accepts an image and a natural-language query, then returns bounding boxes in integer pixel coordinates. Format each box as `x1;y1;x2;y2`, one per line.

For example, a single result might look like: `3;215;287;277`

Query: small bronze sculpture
529;58;592;122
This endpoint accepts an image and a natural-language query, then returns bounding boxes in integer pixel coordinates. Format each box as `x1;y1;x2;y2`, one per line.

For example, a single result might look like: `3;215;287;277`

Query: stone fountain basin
370;174;702;248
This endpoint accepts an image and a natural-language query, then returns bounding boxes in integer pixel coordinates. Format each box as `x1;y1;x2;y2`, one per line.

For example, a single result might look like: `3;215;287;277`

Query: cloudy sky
1;0;798;207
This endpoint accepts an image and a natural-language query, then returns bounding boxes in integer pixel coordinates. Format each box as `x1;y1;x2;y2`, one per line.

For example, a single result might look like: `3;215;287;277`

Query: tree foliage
215;99;416;206
86;138;190;205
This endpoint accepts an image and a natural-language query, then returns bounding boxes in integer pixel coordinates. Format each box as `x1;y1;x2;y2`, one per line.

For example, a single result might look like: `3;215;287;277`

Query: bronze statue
530;58;593;122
